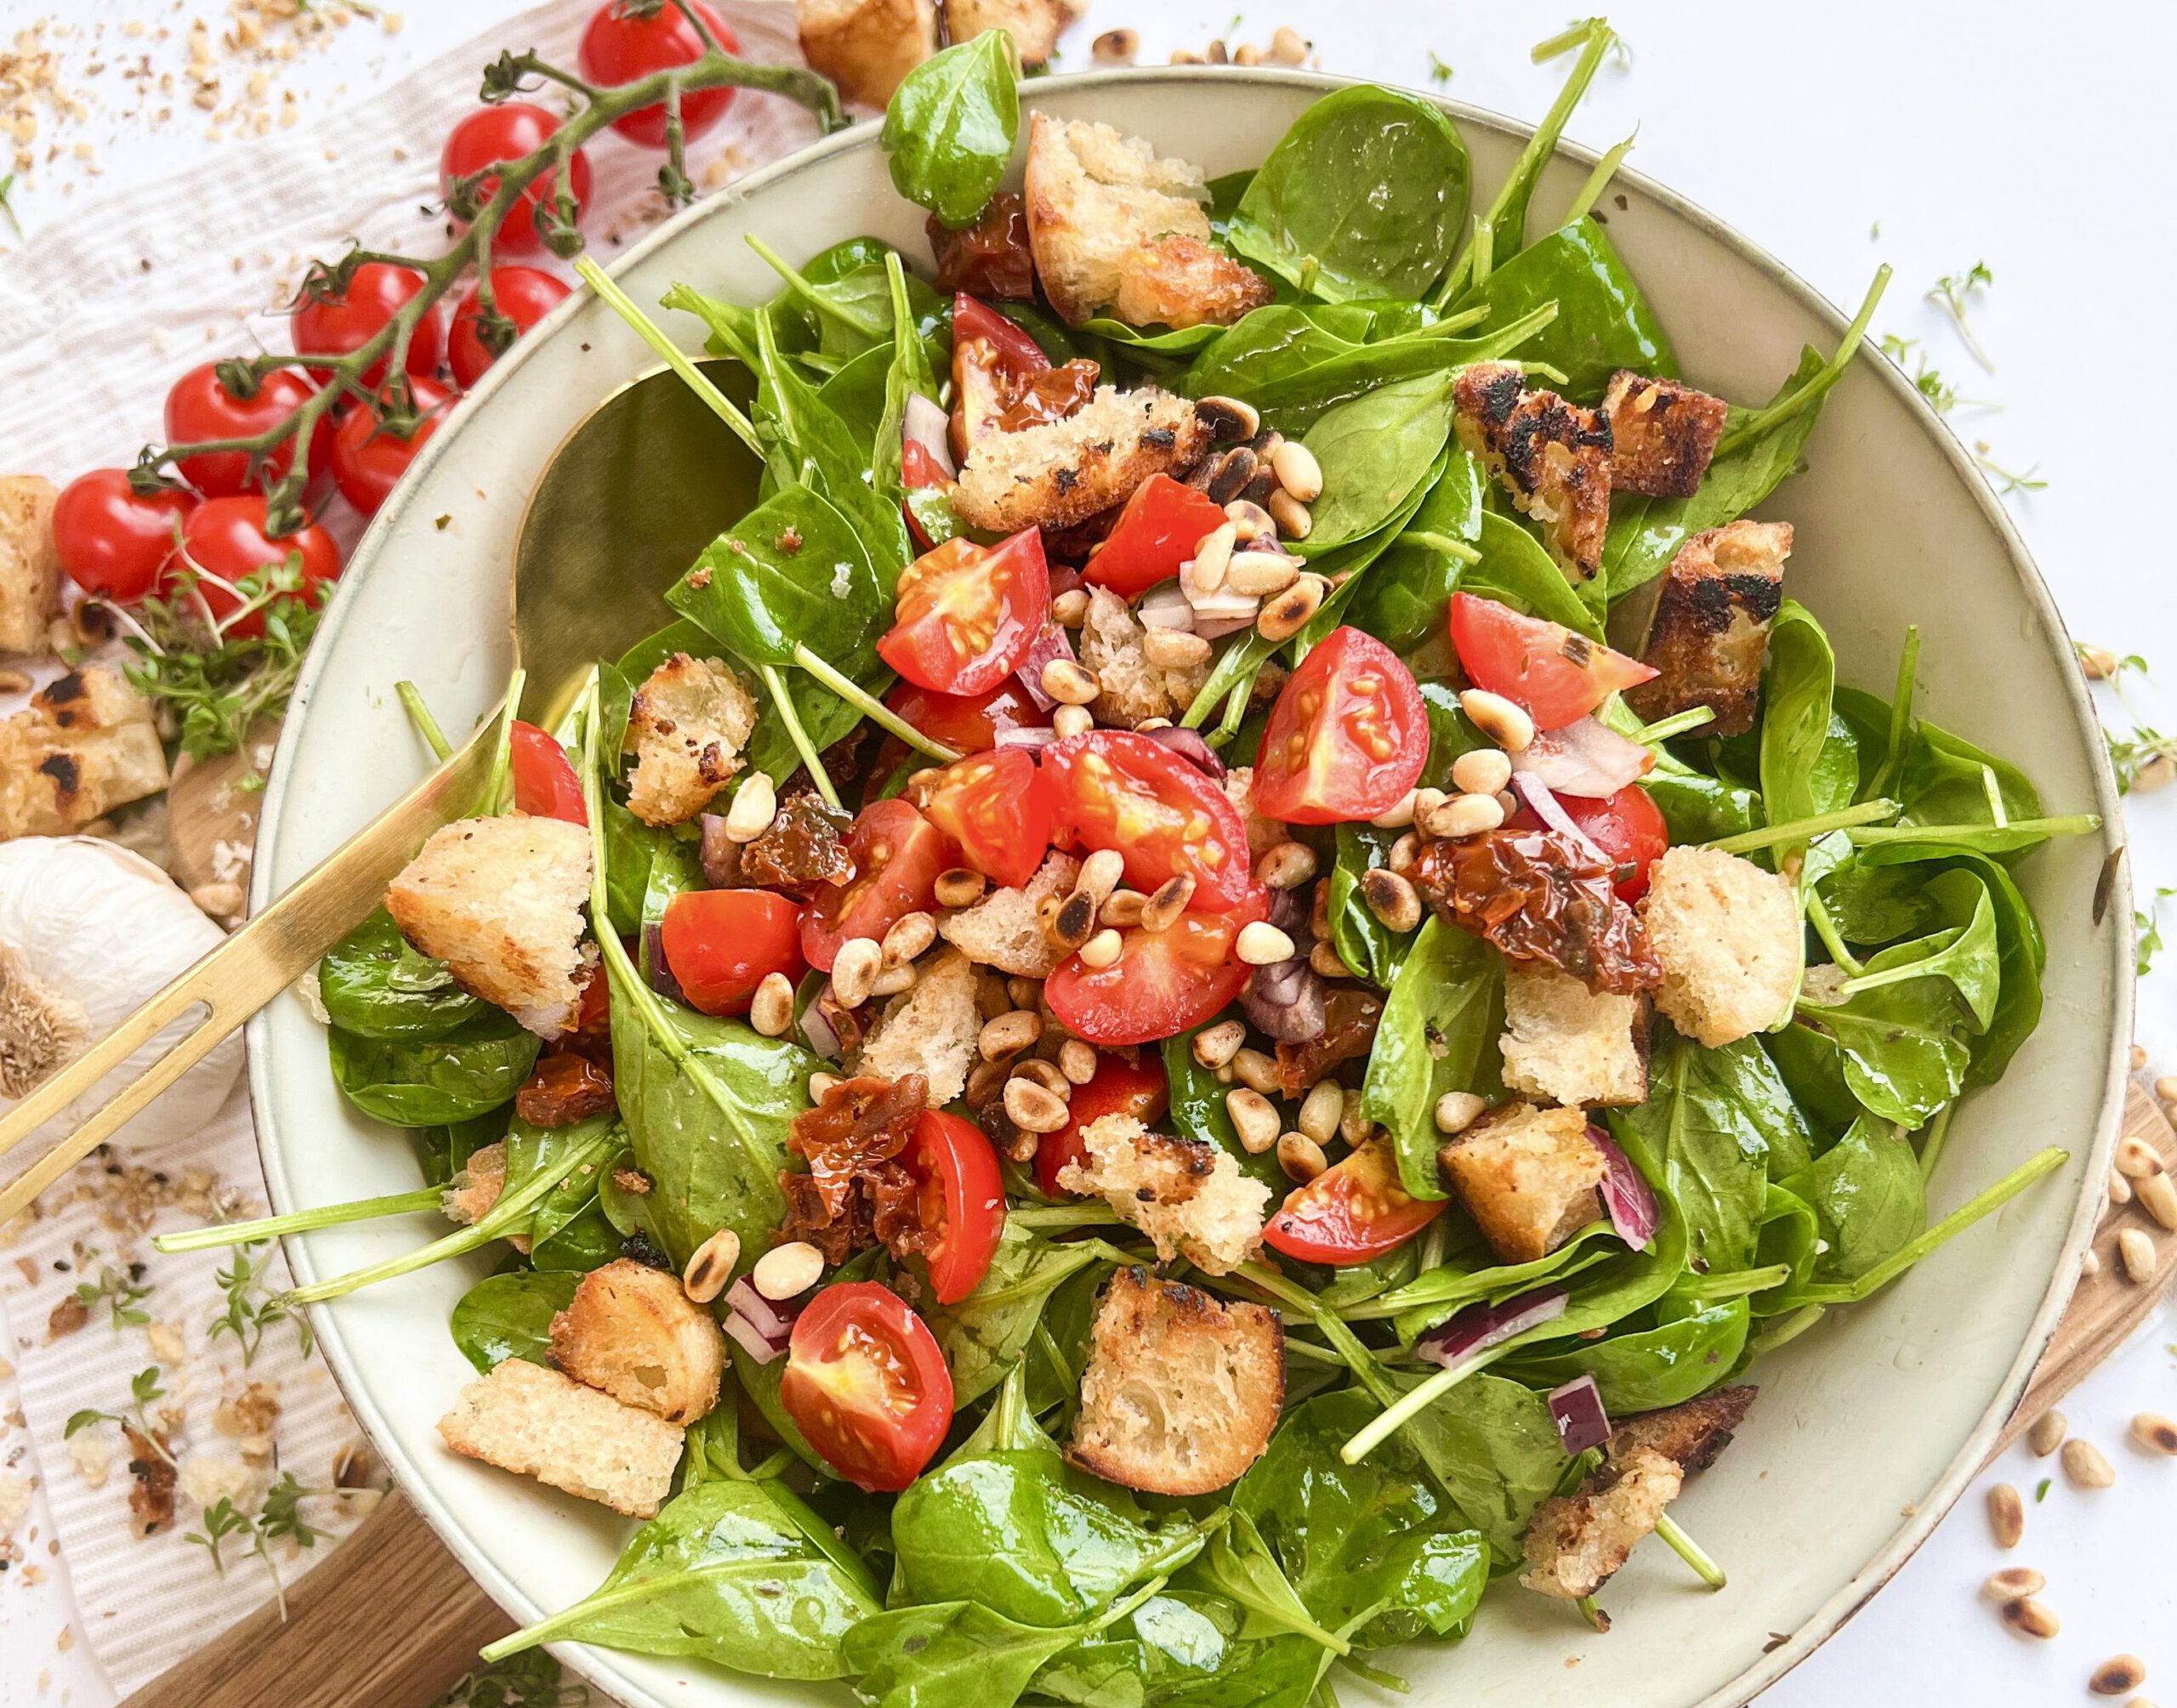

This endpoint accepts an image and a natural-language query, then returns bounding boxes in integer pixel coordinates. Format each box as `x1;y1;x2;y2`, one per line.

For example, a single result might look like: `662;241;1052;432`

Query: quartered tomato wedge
1509;782;1670;903
911;747;1056;889
1263;1135;1447;1267
509;721;586;824
1084;474;1231;600
877;530;1051;697
1448;593;1657;731
1035;1052;1170;1195
660;889;805;1016
1253;627;1430;824
1045;889;1266;1048
951;293;1098;457
906;1110;1006;1305
780;1282;954;1492
1044;730;1255;911
800;798;956;973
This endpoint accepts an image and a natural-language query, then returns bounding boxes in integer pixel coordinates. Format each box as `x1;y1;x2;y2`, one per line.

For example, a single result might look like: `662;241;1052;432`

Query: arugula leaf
317;908;486;1041
1361;917;1505;1200
880;29;1020;229
327;1013;539;1128
448;1270;581;1372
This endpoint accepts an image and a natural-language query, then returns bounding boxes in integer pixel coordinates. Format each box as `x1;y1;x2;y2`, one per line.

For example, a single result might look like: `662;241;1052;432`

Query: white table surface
0;1;2170;1702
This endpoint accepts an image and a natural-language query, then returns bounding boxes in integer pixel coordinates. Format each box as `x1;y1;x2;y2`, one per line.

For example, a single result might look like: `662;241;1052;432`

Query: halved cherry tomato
907;1110;1006;1305
509;721;586;824
172;496;341;638
448;266;572;389
1253;627;1430;825
292;262;445;387
911;748;1055;889
660;889;805;1016
878;529;1050;697
901;437;951;491
163;363;330;500
51;470;196;604
328;378;454;516
867;678;1049;795
1509;782;1669;903
440;102;593;258
1448;593;1657;731
1263;1136;1447;1267
577;0;742;148
800;798;957;973
781;1281;954;1492
1045;889;1266;1047
1035;1052;1170;1195
1083;474;1231;600
1044;730;1255;911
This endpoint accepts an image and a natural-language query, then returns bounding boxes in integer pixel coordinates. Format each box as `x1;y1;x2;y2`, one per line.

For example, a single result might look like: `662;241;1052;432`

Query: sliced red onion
725;1309;788;1365
1587;1124;1659;1251
1508;717;1654;799
1414;1285;1569;1368
1242;960;1326;1041
725;1276;799;1342
799;989;843;1059
1139;724;1226;780
699;814;740;888
642;921;687;1006
1015;621;1076;712
1193;613;1260;640
904;392;956;479
1136;582;1197;631
1266;885;1310;936
995;724;1060;750
1548;1374;1612;1455
1509;771;1607;863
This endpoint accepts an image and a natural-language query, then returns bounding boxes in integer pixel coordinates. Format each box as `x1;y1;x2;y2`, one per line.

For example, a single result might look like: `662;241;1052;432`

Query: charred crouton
1438;1101;1606;1265
437;1357;682;1518
939;850;1081;976
1067;1268;1282;1495
386;815;596;1038
796;0;936;109
1055;1114;1270;1275
624;653;758;827
549;1257;727;1426
1617;519;1793;738
1640;847;1800;1047
1024;114;1271;330
1452;364;1612;581
0;476;60;654
1077;586;1212;728
0;666;170;840
852;946;981;1104
944;0;1076;65
1499;963;1649;1109
1600;372;1729;498
953;386;1213;534
1611;1383;1756;1473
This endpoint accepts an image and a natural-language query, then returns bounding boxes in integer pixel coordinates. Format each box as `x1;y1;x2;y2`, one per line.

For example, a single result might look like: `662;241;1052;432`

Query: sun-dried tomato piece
928;194;1037;301
1276;989;1384;1097
1413;826;1661;995
514;1051;615;1127
741;792;856;893
995;361;1100;435
782;1074;937;1264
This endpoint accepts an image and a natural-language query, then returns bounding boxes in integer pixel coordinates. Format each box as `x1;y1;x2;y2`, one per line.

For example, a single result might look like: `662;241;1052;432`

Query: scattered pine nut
881;911;936;967
1277;1132;1327;1182
1372;789;1418;829
1077;928;1123;969
1194;1019;1246;1070
2138;754;2175;792
870;964;917;998
980;1009;1043;1061
1043;658;1100;706
1236;922;1297;967
1255;574;1325;642
809;1070;840;1103
1050;888;1099;950
1140;874;1195;933
1987;1482;2024;1547
1227;1088;1280;1154
1268;24;1310;62
2026;1409;2067;1457
1231;1047;1282;1095
2136;1168;2177;1230
2130;1411;2177;1455
1297;1080;1344;1145
1419;792;1505;839
1076;849;1126;904
1256;840;1318;889
749;973;795;1038
1267;488;1312;540
1091;27;1138;63
1983;1567;2044;1601
1003;1077;1071;1133
1053;703;1094;739
1226;548;1301;597
935;867;986;909
2116;1135;2165;1177
831;937;884;1008
2132;1043;2150;1071
2111;1168;2135;1207
1145;627;1214;669
2061;1437;2116;1489
2091;1656;2148;1696
1360;867;1422;932
1100;888;1147;928
1190;521;1238;593
1270;440;1324;502
1451;747;1514;796
1013;1058;1071;1098
1052;587;1090;627
1058;1040;1099;1085
1340;1090;1373;1147
723;772;776;841
682;1229;742;1304
1435;1091;1486;1134
2155;1073;2177;1101
1309;939;1351;979
1998;1596;2059;1639
1459;688;1535;752
2083;1246;2103;1278
752;1240;822;1301
2117;1226;2159;1285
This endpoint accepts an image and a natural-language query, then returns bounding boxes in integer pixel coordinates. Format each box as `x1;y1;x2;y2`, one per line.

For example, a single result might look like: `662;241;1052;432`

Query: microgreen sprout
1927;260;1996;371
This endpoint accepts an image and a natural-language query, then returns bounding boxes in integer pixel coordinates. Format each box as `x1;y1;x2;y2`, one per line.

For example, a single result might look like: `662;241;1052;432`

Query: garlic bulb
0;837;239;1152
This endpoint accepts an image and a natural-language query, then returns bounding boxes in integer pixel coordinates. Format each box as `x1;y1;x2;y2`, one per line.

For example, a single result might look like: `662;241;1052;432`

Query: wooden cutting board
119;1086;2177;1708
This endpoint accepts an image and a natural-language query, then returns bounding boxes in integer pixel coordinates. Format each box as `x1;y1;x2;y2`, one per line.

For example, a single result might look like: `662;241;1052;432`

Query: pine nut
682;1229;742;1303
2139;753;2176;792
882;911;937;967
1195;396;1260;442
1388;831;1421;873
1309;939;1351;979
809;1070;840;1102
1495;789;1520;818
2110;1168;2134;1207
1998;1596;2059;1639
1078;928;1123;969
871;964;917;997
1298;1080;1344;1145
832;937;883;1007
2155;1073;2177;1100
1236;922;1297;966
935;867;986;909
2083;1246;2102;1278
1372;790;1418;829
1194;1019;1246;1070
2026;1409;2066;1456
1983;1567;2044;1601
1053;587;1090;627
2117;1136;2165;1177
1233;41;1263;65
1066;848;1121;905
1059;1040;1099;1085
1137;717;1173;731
1043;658;1101;706
1004;1077;1071;1132
1091;26;1138;63
2078;644;2121;680
1278;1132;1327;1182
1451;747;1514;796
1360;867;1421;933
2117;1226;2159;1285
2131;1411;2177;1455
2090;1656;2147;1696
1141;874;1195;932
1007;975;1043;1010
1231;1047;1282;1096
1050;887;1099;950
965;1057;1010;1106
750;972;795;1038
1145;627;1213;669
1224;498;1277;543
1339;1088;1372;1147
724;772;776;841
1256;840;1318;889
1267;489;1312;541
1053;704;1093;739
1270;440;1324;502
1435;1092;1486;1134
1013;1058;1071;1098
1005;1126;1040;1163
1987;1482;2024;1547
1190;522;1237;593
1256;575;1326;643
1100;888;1147;928
2143;1166;2177;1232
2132;1042;2150;1070
981;1009;1043;1061
1268;24;1309;62
1419;792;1505;839
1460;689;1536;752
753;1240;822;1301
2061;1437;2116;1488
1227;549;1301;597
1227;1089;1281;1154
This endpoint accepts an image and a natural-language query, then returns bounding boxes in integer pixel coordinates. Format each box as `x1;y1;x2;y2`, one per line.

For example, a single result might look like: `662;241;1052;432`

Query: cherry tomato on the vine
780;1282;954;1492
329;378;456;516
440;103;593;259
1262;1136;1447;1267
1447;593;1657;731
171;496;341;639
577;0;742;148
905;1110;1005;1305
446;266;572;389
660;888;807;1016
1034;1052;1170;1195
51;470;196;604
509;721;588;825
1253;627;1431;825
292;263;446;387
163;363;329;500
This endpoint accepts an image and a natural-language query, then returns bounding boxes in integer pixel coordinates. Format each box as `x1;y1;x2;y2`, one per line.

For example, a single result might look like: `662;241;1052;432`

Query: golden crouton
1500;964;1649;1109
437;1356;683;1518
938;850;1080;976
1640;847;1801;1047
1077;586;1211;728
441;1140;507;1228
1023;113;1270;330
1219;766;1292;862
624;652;757;827
1600;372;1729;498
1067;1268;1282;1496
1617;519;1793;738
386;815;595;1038
1438;1101;1606;1265
1055;1114;1270;1275
952;386;1213;534
797;0;936;109
0;476;60;655
853;946;981;1104
0;667;170;840
549;1257;727;1426
1452;364;1612;581
944;0;1072;65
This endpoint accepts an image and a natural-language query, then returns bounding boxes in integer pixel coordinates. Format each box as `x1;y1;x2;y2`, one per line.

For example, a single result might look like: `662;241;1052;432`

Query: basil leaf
880;29;1020;229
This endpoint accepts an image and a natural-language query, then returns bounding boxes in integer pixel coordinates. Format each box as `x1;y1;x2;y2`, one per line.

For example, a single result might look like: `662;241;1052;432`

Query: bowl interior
247;69;2128;1708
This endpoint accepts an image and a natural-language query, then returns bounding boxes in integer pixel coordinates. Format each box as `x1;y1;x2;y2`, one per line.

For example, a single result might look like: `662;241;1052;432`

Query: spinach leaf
1361;917;1505;1200
527;1201;621;1273
1342;450;1486;654
317;909;486;1041
748;309;912;567
1788;959;1970;1127
1361;1220;1617;1336
1835;684;2045;834
1816;856;1941;946
1759;599;1851;856
844;1598;1112;1708
1503;1298;1750;1411
1162;1026;1287;1190
668;482;884;672
880;29;1020;229
600;797;672;939
1228;86;1469;304
1777;1114;1925;1283
1456;218;1674;400
1839;868;2000;1030
327;1012;540;1128
1393;1371;1572;1560
1859;848;2043;1085
924;1223;1110;1405
1030;1592;1323;1708
1460;508;1601;637
407;1109;508;1189
1177;1511;1344;1653
449;1270;580;1372
1293;372;1455;555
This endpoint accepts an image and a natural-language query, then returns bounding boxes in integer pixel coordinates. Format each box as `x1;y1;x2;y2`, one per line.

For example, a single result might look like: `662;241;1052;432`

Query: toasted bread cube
1500;964;1648;1109
1077;586;1211;729
1600;372;1728;498
438;1357;682;1518
386;815;595;1038
549;1257;727;1426
441;1140;506;1227
1024;113;1270;330
1618;519;1792;737
1610;1383;1756;1473
1452;364;1612;581
0;476;60;655
1640;847;1800;1047
853;946;981;1104
1056;1114;1270;1275
953;386;1213;535
1067;1268;1282;1495
624;653;757;827
1438;1101;1606;1265
1218;766;1291;862
939;850;1080;976
944;0;1070;64
0;667;170;839
797;0;936;109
